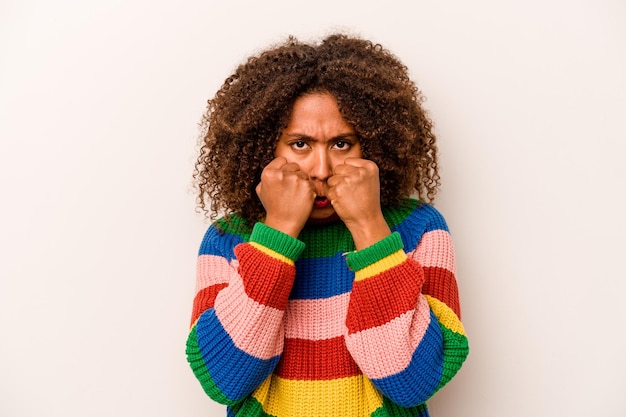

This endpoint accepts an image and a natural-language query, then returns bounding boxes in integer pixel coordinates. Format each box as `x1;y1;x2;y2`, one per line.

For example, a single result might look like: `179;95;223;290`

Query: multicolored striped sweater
186;199;469;417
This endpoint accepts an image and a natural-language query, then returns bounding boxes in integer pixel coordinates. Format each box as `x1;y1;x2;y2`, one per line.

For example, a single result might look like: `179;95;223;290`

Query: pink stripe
196;255;239;293
214;271;284;360
408;230;456;273
285;293;350;340
345;295;431;379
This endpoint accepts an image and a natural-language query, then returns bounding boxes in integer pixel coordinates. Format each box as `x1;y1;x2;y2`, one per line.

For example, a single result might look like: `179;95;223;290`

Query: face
275;93;362;220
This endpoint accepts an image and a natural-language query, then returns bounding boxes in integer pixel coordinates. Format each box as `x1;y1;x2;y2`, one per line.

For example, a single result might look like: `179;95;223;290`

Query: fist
327;157;382;224
256;157;316;237
327;158;390;249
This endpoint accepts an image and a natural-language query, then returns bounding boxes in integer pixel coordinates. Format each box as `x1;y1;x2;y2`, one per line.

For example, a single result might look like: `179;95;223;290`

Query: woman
187;33;469;417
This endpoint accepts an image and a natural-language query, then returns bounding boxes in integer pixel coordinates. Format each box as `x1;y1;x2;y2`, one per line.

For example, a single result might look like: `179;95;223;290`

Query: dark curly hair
194;33;440;225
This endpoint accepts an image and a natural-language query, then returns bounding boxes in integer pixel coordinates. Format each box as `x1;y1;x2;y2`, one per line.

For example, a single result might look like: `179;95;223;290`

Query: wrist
250;222;306;261
263;215;305;239
345;214;391;250
346;231;405;272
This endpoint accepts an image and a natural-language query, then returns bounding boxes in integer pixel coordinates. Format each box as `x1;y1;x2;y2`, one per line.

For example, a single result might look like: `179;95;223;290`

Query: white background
1;1;625;416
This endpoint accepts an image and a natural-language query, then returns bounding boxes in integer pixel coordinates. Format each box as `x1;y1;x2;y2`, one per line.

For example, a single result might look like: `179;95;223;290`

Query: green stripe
381;198;419;229
435;324;470;392
215;214;253;238
229;396;276;417
214;199;419;260
250;222;306;260
371;397;429;417
185;326;235;405
299;200;418;259
345;232;404;271
298;220;356;258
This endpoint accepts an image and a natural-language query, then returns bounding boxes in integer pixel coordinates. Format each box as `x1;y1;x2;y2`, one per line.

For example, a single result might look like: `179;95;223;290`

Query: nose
309;149;332;182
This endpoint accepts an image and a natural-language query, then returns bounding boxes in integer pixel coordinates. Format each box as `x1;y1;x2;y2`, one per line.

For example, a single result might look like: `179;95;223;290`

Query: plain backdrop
1;1;625;416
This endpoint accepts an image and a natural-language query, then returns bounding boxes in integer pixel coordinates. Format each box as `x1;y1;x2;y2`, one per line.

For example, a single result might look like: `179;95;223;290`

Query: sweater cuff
346;232;404;271
250;222;306;261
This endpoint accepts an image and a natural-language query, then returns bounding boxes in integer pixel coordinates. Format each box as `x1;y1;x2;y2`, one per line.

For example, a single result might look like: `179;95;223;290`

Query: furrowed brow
283;133;357;142
331;133;358;141
284;133;316;141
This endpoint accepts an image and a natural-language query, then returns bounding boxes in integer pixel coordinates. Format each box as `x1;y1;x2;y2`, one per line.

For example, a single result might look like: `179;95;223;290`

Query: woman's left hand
327;157;391;249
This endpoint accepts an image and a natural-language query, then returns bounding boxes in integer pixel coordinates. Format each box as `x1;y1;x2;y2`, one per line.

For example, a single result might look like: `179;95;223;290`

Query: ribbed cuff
346;232;404;271
250;222;306;261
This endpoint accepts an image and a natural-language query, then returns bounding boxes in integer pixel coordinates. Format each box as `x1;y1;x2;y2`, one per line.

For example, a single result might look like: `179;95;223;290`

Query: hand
327;157;391;249
256;157;316;238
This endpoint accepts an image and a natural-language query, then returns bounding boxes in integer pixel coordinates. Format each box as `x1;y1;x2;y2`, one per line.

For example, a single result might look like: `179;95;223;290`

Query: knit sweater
186;199;469;417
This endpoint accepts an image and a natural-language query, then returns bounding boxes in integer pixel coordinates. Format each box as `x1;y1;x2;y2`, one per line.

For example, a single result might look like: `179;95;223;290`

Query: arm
343;211;468;407
186;222;305;405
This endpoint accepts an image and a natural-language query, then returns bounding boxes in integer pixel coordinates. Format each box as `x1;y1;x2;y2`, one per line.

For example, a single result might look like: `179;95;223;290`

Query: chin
307;209;340;225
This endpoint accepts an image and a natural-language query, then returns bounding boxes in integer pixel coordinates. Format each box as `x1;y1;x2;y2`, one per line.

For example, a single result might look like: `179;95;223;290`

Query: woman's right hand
256;157;315;238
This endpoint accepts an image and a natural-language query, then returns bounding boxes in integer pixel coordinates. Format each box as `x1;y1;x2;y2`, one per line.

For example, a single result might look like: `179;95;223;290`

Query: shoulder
198;214;253;260
383;198;450;251
384;198;449;231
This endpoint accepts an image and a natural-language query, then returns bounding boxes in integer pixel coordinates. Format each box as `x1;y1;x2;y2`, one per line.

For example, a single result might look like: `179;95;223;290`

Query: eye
291;140;309;150
332;141;352;150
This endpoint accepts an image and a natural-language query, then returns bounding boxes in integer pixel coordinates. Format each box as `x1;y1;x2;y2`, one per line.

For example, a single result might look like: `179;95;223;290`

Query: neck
306;213;341;226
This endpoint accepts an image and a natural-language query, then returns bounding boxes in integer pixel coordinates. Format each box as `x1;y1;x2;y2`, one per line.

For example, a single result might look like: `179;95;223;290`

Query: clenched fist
256;157;316;238
327;157;391;249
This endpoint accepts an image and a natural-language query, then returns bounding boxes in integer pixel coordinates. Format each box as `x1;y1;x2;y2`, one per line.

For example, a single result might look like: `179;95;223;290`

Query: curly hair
194;33;440;225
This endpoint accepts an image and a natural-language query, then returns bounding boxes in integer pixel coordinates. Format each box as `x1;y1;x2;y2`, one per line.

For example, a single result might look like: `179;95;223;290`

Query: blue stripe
195;309;280;401
393;204;449;253
290;252;354;299
198;225;243;261
371;309;444;407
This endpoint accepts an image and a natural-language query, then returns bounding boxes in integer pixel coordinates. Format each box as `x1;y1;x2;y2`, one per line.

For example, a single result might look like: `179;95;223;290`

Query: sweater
186;199;469;417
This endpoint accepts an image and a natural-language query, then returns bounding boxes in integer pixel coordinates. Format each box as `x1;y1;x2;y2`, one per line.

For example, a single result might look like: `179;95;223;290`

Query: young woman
187;33;469;417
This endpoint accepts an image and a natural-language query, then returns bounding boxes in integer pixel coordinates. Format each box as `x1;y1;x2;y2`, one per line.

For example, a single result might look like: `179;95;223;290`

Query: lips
314;196;331;209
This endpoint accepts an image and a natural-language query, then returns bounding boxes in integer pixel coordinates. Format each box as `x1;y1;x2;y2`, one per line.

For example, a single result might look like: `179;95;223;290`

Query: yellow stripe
251;374;383;417
249;242;294;266
354;250;407;282
425;295;466;336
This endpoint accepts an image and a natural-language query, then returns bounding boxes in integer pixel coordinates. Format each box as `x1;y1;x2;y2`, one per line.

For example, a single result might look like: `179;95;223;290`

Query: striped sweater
186;199;469;417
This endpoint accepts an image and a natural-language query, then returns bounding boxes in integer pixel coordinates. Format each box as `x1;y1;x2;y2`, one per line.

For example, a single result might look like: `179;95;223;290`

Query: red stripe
346;260;424;334
190;283;227;326
274;336;361;380
234;244;296;310
422;266;461;318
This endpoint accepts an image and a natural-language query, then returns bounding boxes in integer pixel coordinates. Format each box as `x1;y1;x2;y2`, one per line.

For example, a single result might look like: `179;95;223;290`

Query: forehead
283;93;355;135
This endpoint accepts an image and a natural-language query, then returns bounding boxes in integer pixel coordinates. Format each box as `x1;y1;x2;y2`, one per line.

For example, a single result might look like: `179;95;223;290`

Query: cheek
274;143;293;160
274;145;308;168
352;144;363;159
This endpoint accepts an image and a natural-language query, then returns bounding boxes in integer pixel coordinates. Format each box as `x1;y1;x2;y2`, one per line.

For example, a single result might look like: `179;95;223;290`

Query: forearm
187;223;305;404
344;232;468;407
345;212;392;250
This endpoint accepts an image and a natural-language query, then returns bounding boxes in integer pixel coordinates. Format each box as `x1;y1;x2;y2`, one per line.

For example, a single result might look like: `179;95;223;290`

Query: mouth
314;196;331;209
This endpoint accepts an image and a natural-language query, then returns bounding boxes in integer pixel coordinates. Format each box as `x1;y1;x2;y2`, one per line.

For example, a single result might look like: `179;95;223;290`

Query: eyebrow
282;133;358;142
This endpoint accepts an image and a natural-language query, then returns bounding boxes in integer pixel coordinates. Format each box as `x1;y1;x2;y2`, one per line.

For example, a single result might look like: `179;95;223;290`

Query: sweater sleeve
186;222;305;405
343;218;468;407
